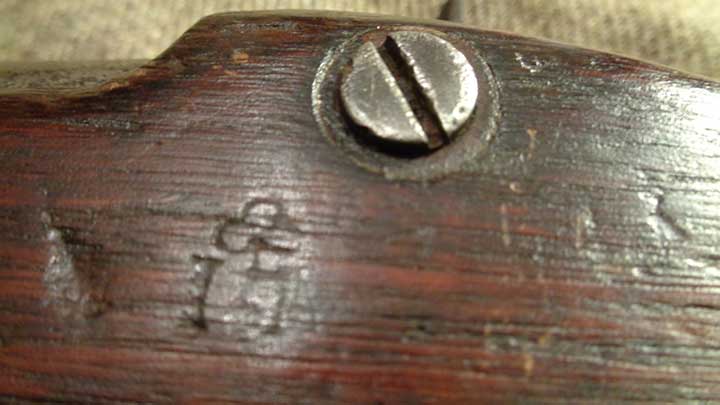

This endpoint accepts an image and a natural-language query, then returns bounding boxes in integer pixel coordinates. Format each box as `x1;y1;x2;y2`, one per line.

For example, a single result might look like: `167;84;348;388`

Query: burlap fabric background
0;0;718;79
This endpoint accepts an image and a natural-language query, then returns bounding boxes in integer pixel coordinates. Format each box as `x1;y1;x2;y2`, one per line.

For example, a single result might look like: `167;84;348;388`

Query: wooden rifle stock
2;11;720;403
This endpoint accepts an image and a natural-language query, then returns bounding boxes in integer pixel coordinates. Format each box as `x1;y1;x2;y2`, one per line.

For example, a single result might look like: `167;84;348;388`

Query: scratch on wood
526;128;537;159
575;207;595;249
523;353;535;377
500;204;511;247
538;331;552;347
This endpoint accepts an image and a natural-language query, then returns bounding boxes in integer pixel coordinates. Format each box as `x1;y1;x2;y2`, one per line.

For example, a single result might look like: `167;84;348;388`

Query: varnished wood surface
2;11;720;403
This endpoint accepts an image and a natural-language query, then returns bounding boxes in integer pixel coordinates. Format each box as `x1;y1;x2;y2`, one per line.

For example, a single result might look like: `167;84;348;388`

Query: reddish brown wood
2;11;720;403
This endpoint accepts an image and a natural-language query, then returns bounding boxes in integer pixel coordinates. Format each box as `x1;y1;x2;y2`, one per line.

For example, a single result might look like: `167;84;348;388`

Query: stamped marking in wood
188;255;223;330
187;199;312;339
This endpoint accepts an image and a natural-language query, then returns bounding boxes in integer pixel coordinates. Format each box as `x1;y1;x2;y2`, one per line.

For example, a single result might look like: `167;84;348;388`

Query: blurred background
0;0;718;79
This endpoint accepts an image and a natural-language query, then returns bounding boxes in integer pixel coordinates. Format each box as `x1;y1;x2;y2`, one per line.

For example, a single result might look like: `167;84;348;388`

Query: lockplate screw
340;31;479;150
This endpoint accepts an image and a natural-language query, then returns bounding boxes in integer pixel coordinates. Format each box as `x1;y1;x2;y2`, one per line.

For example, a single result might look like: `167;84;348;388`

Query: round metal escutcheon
312;26;499;181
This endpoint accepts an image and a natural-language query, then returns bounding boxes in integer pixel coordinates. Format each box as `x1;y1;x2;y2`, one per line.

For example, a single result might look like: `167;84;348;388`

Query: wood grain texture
1;11;720;403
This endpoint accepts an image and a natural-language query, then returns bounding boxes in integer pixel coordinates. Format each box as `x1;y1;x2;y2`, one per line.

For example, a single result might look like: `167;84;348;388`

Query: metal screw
340;31;478;149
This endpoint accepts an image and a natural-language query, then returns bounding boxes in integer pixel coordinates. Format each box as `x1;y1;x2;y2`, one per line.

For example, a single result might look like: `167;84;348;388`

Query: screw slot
376;36;448;149
340;30;479;156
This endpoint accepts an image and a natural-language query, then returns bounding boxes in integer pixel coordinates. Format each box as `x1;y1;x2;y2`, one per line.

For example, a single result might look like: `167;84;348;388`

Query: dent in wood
514;52;546;74
638;189;689;241
42;213;107;319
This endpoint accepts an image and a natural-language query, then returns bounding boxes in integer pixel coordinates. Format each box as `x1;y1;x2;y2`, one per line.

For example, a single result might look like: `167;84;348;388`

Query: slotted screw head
340;31;479;149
